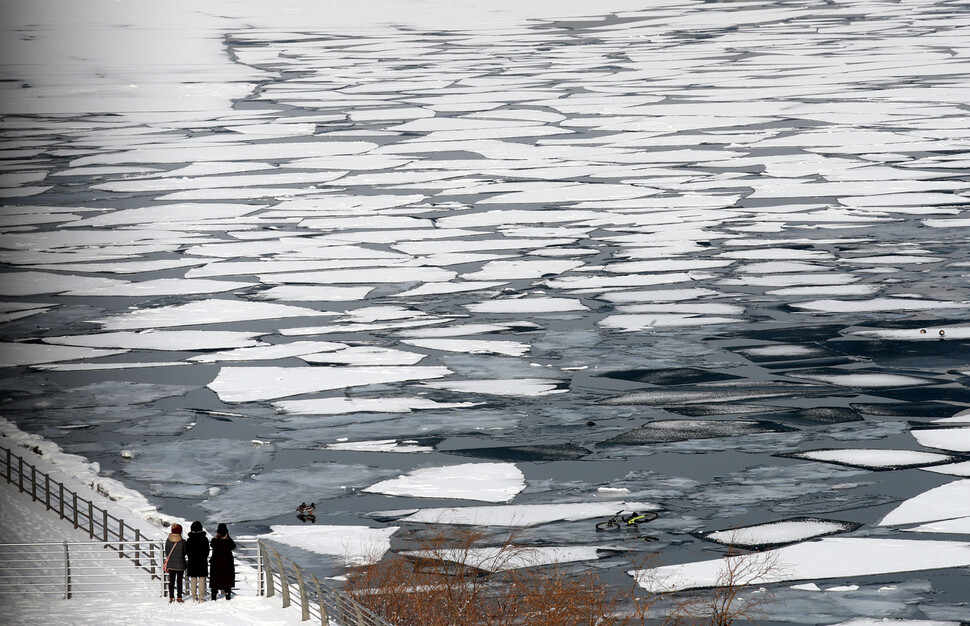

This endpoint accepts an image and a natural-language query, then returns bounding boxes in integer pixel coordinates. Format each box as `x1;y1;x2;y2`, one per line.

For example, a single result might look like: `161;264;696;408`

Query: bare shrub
663;534;783;625
345;525;621;626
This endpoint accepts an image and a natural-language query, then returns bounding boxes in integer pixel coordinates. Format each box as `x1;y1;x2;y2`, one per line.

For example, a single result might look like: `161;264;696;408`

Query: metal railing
1;446;156;579
0;540;159;598
260;540;393;626
0;444;394;624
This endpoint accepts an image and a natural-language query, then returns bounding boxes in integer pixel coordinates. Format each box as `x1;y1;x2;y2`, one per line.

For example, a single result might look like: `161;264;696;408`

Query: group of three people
163;521;235;603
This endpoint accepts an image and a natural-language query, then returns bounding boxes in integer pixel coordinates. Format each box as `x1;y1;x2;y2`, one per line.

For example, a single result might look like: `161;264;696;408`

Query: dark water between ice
2;1;970;622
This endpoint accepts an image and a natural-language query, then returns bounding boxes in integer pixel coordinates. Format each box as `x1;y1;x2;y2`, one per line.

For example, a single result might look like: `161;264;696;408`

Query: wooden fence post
4;448;10;483
261;542;275;598
72;493;78;529
293;562;311;621
58;482;65;519
313;576;330;626
45;475;50;510
275;552;290;609
88;501;94;538
30;464;37;501
18;457;23;492
134;529;141;567
102;509;108;543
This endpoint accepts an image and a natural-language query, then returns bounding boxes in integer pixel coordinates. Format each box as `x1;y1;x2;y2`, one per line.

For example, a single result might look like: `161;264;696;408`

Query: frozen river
2;0;970;622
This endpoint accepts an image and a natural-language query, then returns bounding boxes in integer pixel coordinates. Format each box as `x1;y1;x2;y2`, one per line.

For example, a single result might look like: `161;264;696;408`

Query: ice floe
632;538;970;592
0;342;128;367
259;525;398;566
208;365;452;402
879;480;970;527
363;462;525;503
422;378;566;397
274;397;477;416
372;500;658;527
95;299;332;330
44;330;261;351
784;448;957;471
911;427;970;452
699;518;859;548
401;338;531;357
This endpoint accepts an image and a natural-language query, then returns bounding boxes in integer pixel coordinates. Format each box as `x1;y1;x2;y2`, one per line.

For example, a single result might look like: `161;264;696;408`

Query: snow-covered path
0;475;305;624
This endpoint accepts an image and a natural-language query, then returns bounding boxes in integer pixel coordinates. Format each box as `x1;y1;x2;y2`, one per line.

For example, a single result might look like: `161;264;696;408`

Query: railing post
134;529;141;567
313;576;329;626
18;456;23;492
261;542;275;598
88;501;94;538
119;521;125;559
293;563;311;621
4;447;10;483
150;542;157;580
31;464;37;501
72;493;78;529
102;509;108;543
59;482;65;519
275;552;290;609
63;541;71;600
45;474;51;510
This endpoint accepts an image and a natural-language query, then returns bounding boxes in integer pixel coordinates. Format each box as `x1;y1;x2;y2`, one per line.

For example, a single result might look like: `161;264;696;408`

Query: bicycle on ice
595;510;659;540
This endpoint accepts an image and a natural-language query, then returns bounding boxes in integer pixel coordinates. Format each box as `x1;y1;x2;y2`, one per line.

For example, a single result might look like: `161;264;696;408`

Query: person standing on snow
185;521;210;602
209;523;236;600
164;523;188;603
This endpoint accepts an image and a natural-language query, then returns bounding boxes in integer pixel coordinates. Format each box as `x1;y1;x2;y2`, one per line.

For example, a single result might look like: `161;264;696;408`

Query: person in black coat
185;521;210;602
209;522;236;600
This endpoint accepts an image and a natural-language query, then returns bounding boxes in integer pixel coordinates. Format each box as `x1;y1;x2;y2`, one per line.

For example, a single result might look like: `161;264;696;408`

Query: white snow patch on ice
208;365;451;402
364;462;525;503
259;525;398;566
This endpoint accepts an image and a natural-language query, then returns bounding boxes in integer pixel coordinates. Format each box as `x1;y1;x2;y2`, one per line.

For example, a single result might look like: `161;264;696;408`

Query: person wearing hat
185;521;210;602
209;523;236;600
164;523;188;603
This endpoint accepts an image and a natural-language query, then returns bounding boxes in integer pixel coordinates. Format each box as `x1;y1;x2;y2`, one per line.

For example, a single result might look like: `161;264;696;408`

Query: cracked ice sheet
791;298;969;313
423;378;565;397
879;480;970;527
122;438;270;498
599;314;742;331
95;299;333;330
0;342;128;367
849;326;970;341
327;440;435;453
62;278;252;297
401;338;530;357
43;331;262;351
188;340;345;363
363;462;525;503
300;346;427;366
274;397;479;416
255;285;375;302
632;538;970;593
202;463;397;523
373;501;658;526
209;365;451;402
259;526;398;566
466;298;587;314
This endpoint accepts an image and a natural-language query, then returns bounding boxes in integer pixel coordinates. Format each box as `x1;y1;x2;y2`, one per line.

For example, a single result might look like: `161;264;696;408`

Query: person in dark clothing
185;521;210;602
209;522;236;600
164;523;187;603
